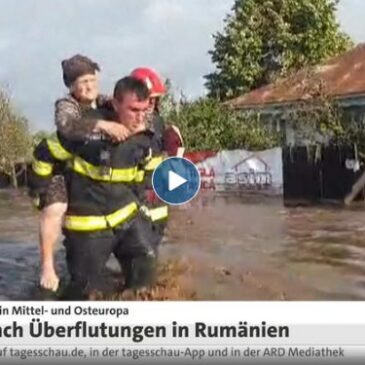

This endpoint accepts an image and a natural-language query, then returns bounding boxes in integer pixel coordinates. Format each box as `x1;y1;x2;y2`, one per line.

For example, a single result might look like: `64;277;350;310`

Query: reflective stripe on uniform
135;170;145;183
72;156;138;182
144;156;163;171
46;138;73;161
32;160;53;176
64;202;138;231
149;206;168;221
141;205;168;222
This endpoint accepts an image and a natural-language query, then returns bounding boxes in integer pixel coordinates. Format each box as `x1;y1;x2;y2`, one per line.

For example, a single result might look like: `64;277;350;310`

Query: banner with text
0;302;364;363
185;148;283;195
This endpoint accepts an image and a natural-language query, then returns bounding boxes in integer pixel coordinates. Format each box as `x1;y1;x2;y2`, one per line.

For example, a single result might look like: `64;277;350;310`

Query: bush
162;97;279;151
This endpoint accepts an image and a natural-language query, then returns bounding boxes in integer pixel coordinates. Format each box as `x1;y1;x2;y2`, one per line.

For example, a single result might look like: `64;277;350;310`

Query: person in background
37;55;130;293
130;67;184;156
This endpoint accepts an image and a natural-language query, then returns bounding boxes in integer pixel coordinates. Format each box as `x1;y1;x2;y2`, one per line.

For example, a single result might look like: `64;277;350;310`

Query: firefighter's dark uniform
30;111;158;298
134;112;169;251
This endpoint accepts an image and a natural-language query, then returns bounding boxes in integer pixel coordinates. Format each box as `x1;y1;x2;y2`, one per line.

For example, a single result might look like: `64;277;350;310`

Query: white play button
168;170;187;191
152;157;201;205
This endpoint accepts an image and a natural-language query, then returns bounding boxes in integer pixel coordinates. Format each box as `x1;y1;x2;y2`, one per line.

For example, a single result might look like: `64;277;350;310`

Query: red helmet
130;67;166;97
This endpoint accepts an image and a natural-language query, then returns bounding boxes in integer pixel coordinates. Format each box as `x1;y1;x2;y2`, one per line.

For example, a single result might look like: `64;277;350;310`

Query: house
225;43;365;145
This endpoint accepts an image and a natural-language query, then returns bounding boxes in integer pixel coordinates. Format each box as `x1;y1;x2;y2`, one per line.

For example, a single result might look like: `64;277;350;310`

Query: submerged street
1;189;365;300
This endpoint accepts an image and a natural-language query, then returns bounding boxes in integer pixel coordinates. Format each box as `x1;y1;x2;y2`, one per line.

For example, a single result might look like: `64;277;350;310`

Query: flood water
1;189;365;300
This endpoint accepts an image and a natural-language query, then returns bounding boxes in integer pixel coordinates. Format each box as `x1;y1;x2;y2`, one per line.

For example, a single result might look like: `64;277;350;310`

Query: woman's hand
95;120;130;142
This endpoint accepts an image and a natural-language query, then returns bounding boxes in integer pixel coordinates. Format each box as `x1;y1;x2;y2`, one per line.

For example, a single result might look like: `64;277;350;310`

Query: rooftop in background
226;43;365;109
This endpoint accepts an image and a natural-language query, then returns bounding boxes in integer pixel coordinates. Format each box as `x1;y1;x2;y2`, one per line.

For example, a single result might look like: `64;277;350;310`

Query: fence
282;145;364;204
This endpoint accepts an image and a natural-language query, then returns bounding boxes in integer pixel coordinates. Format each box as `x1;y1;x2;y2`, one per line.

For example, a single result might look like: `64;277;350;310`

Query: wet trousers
62;213;158;299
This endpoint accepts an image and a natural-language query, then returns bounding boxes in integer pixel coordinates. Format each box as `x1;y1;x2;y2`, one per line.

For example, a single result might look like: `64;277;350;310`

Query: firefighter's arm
162;124;184;157
136;147;165;207
143;150;164;173
136;123;184;182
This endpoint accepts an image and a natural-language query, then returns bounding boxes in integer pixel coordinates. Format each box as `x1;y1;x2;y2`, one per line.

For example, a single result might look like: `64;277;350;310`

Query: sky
0;0;364;132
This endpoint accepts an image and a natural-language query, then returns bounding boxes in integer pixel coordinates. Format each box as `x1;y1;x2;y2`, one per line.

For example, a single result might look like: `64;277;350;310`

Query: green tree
278;70;344;145
159;78;177;120
0;90;32;188
205;0;352;100
276;69;365;154
165;97;279;151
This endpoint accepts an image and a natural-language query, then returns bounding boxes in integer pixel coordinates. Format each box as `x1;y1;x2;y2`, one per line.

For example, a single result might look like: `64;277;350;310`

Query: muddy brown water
1;189;365;300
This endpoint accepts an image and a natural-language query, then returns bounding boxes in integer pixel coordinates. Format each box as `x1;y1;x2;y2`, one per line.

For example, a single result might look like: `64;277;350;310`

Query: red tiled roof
226;43;365;109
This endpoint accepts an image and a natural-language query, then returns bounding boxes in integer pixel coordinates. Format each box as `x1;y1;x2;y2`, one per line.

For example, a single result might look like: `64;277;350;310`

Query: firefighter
30;77;159;299
129;67;184;248
38;54;130;294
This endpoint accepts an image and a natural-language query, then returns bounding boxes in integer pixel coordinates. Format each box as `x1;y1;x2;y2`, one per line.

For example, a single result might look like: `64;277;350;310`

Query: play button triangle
168;170;187;191
152;157;201;205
